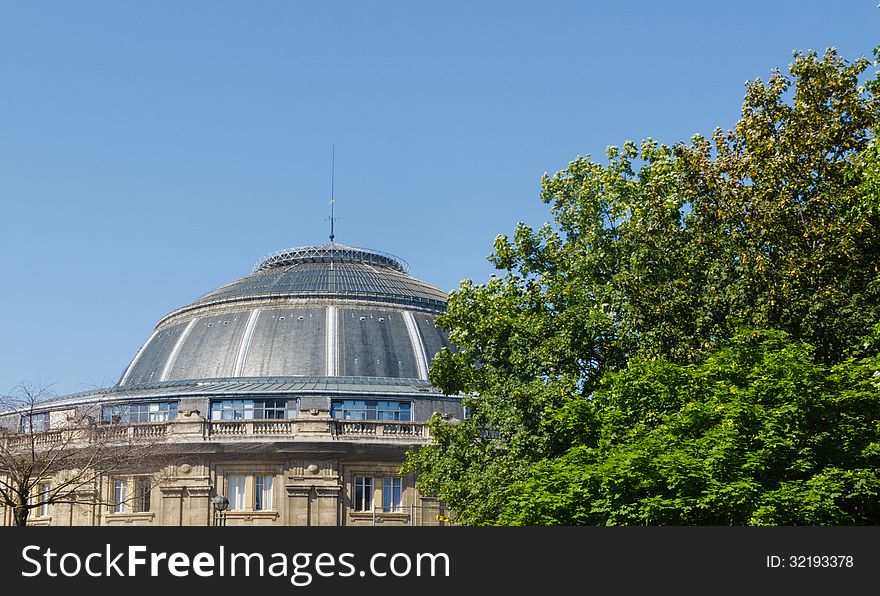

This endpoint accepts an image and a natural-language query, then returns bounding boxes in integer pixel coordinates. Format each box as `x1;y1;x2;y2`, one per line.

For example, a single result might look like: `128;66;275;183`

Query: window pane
102;402;178;424
255;475;273;511
383;477;402;512
254;399;288;420
114;479;128;513
255;476;262;510
134;404;148;422
101;406;125;424
332;400;411;421
212;400;287;420
38;483;51;517
147;402;177;422
21;412;49;432
228;475;246;511
134;477;151;512
354;476;373;511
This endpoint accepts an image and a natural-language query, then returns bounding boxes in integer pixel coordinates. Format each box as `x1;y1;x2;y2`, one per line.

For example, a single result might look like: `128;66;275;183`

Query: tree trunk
13;503;29;526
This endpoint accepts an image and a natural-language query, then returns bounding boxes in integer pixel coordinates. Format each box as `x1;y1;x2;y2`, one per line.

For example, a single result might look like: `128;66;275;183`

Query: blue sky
1;1;878;397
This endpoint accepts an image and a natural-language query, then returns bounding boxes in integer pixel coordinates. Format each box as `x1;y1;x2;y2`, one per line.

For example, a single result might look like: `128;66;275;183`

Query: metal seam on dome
160;318;197;381
325;306;338;376
403;311;429;380
234;308;261;376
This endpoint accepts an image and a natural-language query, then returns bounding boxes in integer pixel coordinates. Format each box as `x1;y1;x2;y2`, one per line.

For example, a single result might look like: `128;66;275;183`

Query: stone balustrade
2;416;430;449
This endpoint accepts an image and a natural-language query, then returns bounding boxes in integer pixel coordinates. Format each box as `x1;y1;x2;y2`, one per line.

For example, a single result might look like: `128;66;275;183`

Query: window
131;402;178;423
228;475;246;511
255;475;273;511
20;412;49;433
383;477;402;513
114;479;128;513
353;476;373;511
254;400;288;419
134;477;151;513
227;474;274;511
101;402;178;424
110;476;152;514
331;400;411;421
211;399;293;420
34;483;51;517
352;476;405;513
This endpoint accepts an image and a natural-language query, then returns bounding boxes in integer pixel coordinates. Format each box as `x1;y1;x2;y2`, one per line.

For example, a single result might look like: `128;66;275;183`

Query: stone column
167;410;207;441
160;486;185;526
73;489;97;526
419;496;443;527
286;486;311;526
314;485;341;526
186;485;212;526
294;408;333;435
51;502;71;527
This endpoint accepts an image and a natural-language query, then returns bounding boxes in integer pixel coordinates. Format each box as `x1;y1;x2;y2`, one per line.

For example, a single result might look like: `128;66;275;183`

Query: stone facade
0;407;449;527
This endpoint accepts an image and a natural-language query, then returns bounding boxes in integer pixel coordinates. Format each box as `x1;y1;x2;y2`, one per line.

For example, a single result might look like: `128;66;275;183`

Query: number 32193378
766;555;853;568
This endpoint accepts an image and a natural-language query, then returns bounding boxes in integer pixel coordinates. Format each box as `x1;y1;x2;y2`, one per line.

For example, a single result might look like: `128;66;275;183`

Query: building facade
0;243;461;526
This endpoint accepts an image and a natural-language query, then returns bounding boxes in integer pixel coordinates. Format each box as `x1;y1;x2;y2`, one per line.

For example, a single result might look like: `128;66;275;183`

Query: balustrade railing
132;423;168;438
332;420;427;438
2;418;429;448
206;419;297;436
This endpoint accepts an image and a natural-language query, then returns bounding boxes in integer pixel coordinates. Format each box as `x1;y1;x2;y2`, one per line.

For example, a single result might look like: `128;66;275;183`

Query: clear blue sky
1;1;878;397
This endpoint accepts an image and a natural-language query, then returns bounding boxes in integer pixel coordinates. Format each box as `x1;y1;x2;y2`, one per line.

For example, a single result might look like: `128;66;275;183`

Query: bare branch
0;381;179;526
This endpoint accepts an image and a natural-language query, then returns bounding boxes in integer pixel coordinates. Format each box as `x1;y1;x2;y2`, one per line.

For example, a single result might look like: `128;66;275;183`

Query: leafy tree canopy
500;330;880;525
403;47;880;525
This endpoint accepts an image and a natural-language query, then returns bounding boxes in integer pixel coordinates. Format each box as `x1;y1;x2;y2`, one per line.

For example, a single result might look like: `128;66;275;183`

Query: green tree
500;330;880;525
403;47;880;525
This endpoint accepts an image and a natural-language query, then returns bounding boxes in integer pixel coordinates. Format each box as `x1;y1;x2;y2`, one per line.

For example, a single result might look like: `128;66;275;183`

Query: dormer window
331;400;411;421
101;402;179;424
210;399;295;420
20;412;49;433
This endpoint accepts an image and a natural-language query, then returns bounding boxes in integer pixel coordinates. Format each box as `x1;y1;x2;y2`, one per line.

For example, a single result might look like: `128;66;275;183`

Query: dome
2;241;462;530
118;243;453;387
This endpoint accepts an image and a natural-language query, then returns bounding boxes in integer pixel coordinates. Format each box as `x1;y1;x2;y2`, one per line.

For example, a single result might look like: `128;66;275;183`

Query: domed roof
175;243;448;318
118;243;453;388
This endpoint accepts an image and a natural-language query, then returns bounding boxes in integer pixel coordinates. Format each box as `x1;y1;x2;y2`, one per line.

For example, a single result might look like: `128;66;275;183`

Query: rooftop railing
332;421;427;438
1;416;431;450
